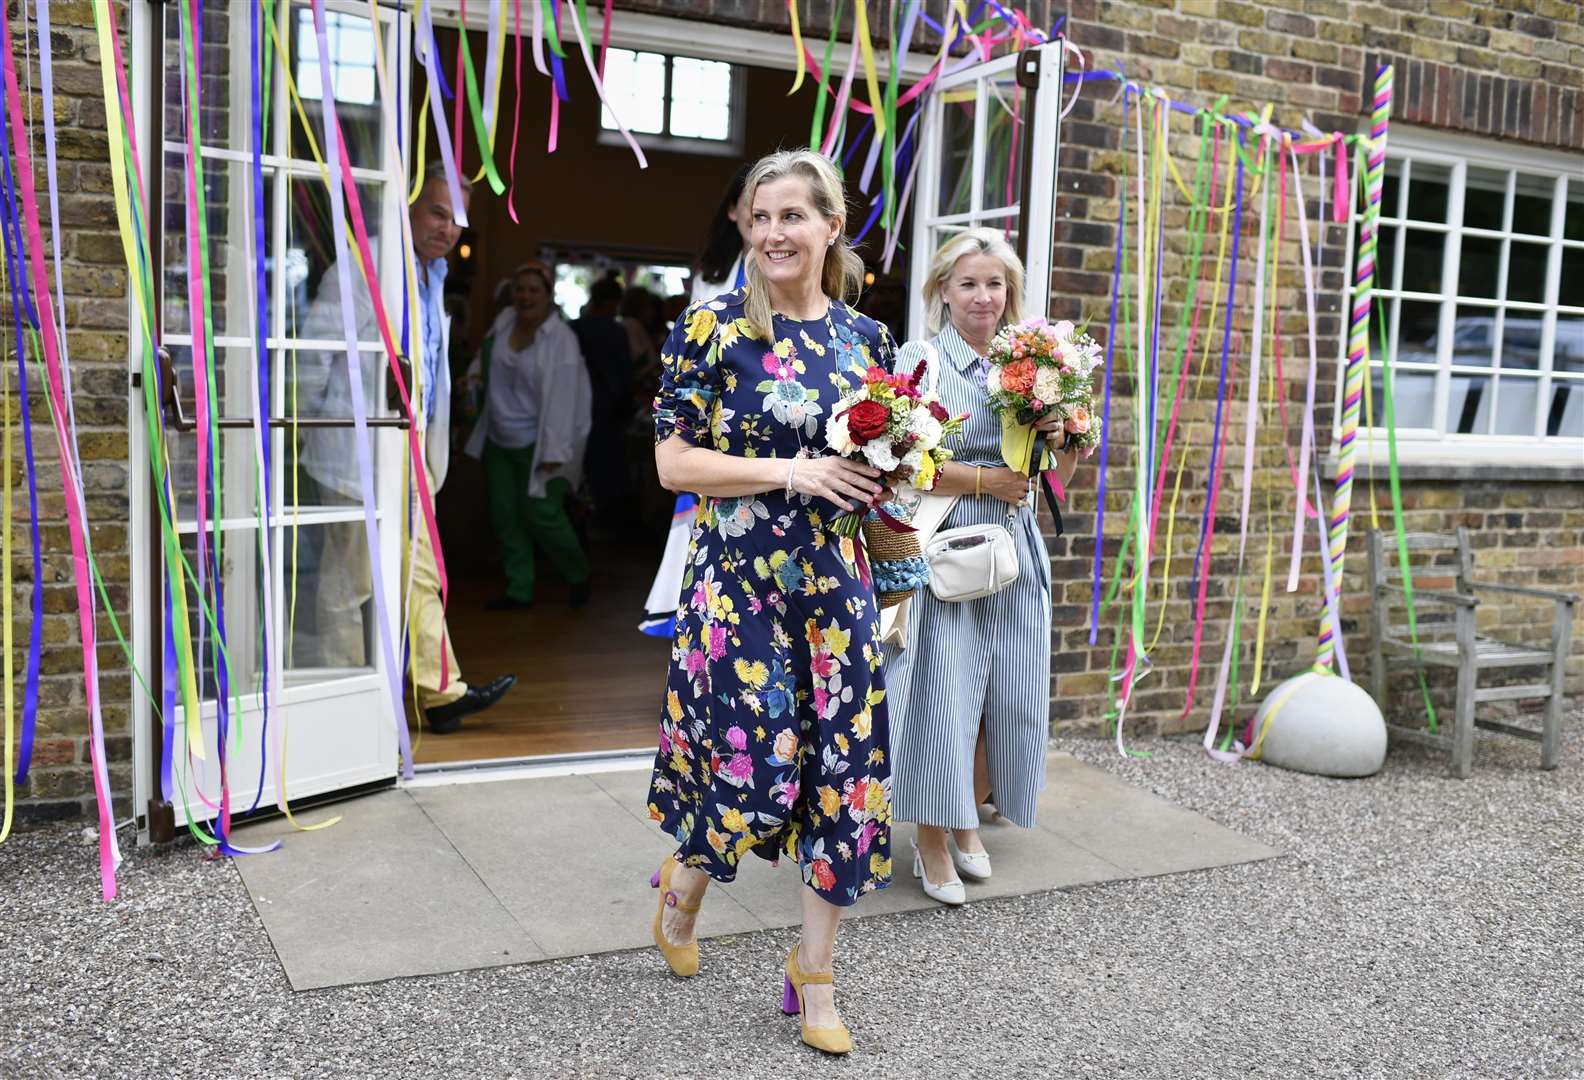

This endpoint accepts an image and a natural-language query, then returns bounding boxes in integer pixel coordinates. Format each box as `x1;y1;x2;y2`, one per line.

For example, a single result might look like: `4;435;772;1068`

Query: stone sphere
1252;671;1387;778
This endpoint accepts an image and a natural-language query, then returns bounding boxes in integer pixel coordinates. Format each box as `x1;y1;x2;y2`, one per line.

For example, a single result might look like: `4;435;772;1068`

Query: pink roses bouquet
984;317;1104;460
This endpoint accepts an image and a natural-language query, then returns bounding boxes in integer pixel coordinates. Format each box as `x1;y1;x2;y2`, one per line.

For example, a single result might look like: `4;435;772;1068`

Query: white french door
909;41;1065;333
141;0;410;829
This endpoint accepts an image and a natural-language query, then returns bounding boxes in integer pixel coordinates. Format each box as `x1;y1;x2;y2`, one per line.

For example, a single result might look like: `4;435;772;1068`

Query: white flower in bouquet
862;439;899;472
906;408;943;450
1032;365;1063;404
1052;319;1076;339
985;364;1003;394
826;412;855;455
901;445;926;475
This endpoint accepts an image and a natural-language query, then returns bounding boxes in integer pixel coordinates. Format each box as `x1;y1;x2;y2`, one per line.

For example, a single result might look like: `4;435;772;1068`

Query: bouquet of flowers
984;317;1104;473
825;358;965;607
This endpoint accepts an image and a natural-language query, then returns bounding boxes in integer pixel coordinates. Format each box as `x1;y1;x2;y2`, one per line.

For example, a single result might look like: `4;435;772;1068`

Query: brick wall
1044;0;1584;737
4;3;134;824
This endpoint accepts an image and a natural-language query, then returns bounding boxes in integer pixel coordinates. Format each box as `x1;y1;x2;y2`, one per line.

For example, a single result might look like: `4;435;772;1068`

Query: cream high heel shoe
911;842;966;906
950;837;993;881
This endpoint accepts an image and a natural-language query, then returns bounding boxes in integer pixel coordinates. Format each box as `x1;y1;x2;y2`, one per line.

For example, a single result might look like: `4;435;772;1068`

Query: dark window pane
1401;228;1447;293
1560;249;1583;308
1396;299;1442;363
1511;173;1555;237
1449;306;1495;367
1375;224;1399;289
1380;160;1403;218
1496;313;1543;370
1553;314;1584;374
1462;167;1507;231
1549;378;1584;437
1457;234;1502;299
1406;161;1451;224
1448;373;1491;434
1506;241;1550;304
1565;180;1584;242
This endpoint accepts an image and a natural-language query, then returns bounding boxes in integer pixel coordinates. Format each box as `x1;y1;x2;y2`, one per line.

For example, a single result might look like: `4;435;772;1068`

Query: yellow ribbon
853;0;885;139
788;0;806;94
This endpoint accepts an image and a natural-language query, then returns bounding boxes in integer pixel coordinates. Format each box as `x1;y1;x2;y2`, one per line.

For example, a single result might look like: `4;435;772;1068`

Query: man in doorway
571;272;635;533
295;163;515;734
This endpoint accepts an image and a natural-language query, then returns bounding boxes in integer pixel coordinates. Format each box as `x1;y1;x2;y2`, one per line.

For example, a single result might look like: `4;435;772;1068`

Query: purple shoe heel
781;976;801;1015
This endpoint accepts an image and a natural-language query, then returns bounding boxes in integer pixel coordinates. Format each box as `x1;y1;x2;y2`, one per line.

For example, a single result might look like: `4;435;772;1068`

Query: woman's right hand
791;456;884;512
980;466;1033;507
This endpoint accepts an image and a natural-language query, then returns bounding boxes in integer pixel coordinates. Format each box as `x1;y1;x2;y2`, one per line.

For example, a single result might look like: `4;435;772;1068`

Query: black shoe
425;674;518;734
486;594;534;611
569;580;593;609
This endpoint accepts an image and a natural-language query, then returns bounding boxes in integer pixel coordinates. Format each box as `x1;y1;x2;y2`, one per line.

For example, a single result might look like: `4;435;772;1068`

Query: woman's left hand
1033;412;1069;447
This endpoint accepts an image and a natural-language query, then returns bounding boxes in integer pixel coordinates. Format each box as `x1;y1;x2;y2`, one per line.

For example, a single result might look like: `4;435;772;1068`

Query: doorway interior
412;16;920;768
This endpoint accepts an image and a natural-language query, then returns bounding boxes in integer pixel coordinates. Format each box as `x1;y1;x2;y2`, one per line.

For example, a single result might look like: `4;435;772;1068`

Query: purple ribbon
247;0;272;814
1088;86;1128;644
1189;135;1246;603
0;71;43;785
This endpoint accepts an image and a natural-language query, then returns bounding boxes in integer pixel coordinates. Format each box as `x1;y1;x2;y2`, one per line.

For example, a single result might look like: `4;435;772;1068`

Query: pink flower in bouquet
927;400;950;423
1066;405;1092;434
1002;359;1037;396
845;399;890;444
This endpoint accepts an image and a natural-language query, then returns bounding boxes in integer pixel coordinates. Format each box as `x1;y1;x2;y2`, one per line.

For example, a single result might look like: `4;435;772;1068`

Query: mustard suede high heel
650;858;701;977
781;945;852;1056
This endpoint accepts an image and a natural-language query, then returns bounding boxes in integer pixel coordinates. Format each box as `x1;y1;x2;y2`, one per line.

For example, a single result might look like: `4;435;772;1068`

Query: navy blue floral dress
648;288;897;906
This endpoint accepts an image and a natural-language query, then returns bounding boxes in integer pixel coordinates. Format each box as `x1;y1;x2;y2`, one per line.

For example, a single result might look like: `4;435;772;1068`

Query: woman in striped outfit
885;229;1078;905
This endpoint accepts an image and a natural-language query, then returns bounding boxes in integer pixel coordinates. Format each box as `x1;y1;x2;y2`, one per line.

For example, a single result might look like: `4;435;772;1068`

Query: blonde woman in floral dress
646;150;895;1056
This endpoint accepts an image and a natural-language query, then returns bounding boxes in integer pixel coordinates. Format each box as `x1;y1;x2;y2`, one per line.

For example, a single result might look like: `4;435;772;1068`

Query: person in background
883;228;1079;904
621;285;663;414
572;272;636;532
463;261;594;610
689;163;752;302
293;163;515;735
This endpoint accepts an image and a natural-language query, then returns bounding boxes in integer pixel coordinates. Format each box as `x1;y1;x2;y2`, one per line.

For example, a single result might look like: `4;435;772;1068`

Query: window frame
1336;125;1584;468
595;48;745;157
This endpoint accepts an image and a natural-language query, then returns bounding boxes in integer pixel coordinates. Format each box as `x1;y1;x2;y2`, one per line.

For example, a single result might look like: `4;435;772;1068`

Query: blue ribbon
0;68;44;785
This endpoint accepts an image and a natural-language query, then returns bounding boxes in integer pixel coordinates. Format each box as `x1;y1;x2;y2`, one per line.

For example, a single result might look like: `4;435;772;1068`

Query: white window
598;49;742;155
1348;127;1584;466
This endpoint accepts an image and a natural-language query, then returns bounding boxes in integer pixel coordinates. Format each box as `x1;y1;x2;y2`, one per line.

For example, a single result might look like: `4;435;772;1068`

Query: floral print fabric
648;288;897;906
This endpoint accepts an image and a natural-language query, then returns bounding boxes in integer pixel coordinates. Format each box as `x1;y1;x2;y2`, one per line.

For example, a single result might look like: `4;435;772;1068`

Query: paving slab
410;775;766;957
239;752;1282;990
232;788;544;990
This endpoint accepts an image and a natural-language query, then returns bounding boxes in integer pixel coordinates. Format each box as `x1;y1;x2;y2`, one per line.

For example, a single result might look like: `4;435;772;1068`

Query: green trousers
484;440;591;602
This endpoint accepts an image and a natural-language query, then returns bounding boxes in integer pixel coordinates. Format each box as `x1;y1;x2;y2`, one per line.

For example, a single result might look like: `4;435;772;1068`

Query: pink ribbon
0;15;119;898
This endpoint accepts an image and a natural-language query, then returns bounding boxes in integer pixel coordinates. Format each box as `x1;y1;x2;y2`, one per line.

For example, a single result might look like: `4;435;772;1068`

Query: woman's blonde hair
922;227;1026;336
740;149;865;340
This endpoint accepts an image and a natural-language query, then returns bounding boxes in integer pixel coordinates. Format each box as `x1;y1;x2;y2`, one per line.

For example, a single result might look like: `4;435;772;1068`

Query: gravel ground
3;713;1581;1080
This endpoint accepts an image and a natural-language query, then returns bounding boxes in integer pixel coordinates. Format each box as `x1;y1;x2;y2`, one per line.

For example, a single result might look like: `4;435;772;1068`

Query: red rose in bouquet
844;399;890;444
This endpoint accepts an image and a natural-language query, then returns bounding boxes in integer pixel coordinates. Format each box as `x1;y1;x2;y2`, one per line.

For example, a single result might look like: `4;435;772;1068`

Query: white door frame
908;41;1065;335
129;0;410;841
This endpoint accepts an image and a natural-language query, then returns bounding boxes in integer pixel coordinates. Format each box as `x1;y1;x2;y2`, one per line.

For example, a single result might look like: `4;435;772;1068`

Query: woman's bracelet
785;457;799;498
975;466;982;498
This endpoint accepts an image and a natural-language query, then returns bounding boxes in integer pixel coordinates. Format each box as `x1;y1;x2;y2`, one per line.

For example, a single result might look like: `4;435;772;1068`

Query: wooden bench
1367;527;1576;778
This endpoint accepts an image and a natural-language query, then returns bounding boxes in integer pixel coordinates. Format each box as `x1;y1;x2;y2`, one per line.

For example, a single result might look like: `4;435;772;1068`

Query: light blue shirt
416;255;448;425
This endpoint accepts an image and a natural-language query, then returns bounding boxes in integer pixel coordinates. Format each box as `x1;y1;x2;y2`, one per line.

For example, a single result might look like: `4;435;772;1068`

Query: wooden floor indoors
409;539;670;765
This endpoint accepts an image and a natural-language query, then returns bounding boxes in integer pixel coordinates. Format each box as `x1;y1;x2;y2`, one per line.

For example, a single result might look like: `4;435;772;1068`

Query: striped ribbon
1315;65;1393;672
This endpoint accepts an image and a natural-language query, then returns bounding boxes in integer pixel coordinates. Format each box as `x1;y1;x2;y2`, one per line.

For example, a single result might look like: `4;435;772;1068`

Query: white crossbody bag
879;342;1020;649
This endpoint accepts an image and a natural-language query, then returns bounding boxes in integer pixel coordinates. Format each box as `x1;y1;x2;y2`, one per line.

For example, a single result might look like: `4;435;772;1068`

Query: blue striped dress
883;323;1052;831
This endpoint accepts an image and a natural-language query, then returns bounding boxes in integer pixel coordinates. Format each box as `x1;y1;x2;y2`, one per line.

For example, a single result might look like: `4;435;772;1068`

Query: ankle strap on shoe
796;967;833;985
664;891;701;914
